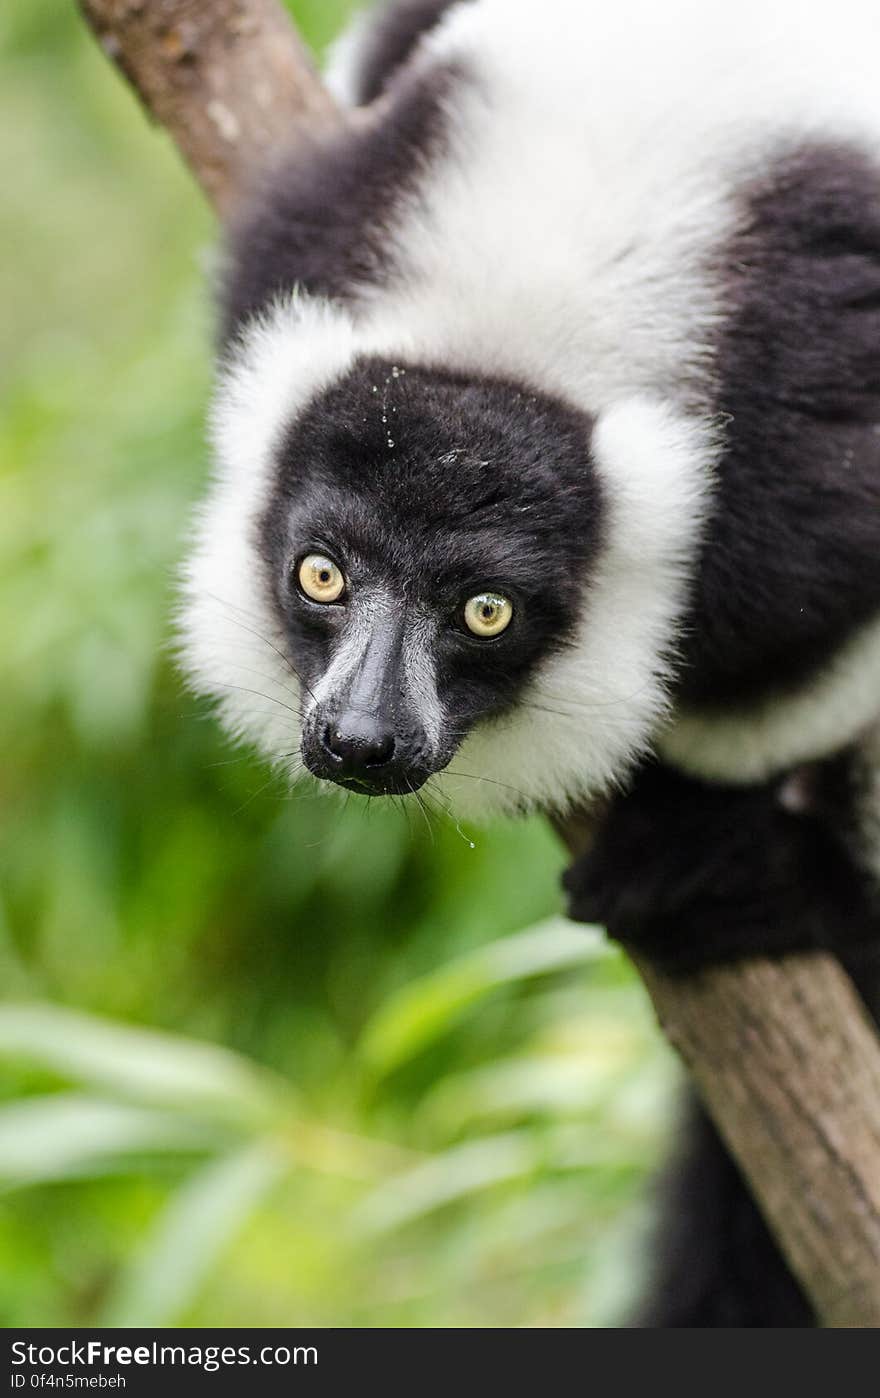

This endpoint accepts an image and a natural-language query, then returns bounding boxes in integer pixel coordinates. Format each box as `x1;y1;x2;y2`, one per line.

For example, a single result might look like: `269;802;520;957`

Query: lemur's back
326;0;880;410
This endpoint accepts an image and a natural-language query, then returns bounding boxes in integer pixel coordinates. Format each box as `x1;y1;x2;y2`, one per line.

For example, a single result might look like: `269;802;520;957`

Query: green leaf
355;1131;537;1234
0;1004;285;1126
0;1094;226;1187
358;918;610;1077
100;1142;289;1326
356;1121;650;1236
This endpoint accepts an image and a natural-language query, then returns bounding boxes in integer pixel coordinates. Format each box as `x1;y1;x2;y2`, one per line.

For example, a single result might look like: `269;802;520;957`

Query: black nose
322;720;396;775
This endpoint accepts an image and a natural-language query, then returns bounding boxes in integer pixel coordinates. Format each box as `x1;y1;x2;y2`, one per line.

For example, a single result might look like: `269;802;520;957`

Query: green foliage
0;0;678;1327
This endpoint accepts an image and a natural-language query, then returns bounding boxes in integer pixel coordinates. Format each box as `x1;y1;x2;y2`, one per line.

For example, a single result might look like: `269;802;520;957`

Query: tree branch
636;952;880;1326
77;0;342;214
77;0;880;1326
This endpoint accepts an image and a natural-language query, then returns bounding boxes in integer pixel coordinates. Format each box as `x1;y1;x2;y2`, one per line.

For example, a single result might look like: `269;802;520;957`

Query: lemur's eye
463;592;513;637
297;553;346;603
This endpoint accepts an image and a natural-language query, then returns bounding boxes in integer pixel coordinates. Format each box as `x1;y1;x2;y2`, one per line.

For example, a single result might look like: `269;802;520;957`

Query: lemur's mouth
313;765;433;798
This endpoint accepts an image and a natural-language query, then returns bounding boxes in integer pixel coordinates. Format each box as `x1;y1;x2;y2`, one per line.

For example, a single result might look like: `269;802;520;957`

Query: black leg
563;757;878;975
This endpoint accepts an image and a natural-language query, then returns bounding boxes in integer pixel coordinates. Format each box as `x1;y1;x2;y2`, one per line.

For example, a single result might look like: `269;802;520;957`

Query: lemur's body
181;0;880;1325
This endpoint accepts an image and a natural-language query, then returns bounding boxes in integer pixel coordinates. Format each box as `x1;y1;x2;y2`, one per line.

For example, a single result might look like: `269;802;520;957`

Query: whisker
230;769;286;817
394;792;415;839
424;779;478;848
213;656;303;697
272;771;319;806
200;589;291;634
444;767;532;803
519;701;595;721
202;592;319;705
212;708;301;727
407;782;435;845
216;683;301;718
205;753;256;769
531;678;656;712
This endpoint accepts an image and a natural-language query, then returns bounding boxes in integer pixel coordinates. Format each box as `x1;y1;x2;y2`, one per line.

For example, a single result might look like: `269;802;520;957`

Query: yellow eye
463;592;513;637
297;553;346;603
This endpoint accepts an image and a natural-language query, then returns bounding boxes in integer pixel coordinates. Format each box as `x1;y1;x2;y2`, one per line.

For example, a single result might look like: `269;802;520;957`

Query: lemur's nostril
365;733;396;767
322;722;396;772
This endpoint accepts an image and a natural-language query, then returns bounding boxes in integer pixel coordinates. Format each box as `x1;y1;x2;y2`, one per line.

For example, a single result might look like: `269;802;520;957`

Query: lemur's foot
563;757;875;976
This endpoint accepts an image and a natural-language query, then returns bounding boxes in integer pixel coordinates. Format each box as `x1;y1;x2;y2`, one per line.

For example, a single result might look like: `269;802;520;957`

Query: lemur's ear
589;397;715;571
212;292;360;482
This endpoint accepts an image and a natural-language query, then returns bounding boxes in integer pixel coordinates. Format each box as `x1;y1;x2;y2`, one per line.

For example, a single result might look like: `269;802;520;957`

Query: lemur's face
181;300;706;818
258;360;601;798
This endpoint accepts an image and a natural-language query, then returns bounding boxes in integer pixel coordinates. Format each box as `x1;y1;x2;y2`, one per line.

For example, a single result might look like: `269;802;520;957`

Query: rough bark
77;0;342;214
636;952;880;1327
77;0;880;1326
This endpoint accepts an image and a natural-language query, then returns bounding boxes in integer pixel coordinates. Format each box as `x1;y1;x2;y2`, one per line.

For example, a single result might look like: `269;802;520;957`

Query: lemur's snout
298;602;442;795
304;703;431;796
321;718;396;777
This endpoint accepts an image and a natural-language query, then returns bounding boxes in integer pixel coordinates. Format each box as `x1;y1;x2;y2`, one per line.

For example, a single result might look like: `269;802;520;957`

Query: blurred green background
0;0;679;1327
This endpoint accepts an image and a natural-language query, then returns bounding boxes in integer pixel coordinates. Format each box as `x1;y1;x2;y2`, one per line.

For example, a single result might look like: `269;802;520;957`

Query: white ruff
658;613;880;785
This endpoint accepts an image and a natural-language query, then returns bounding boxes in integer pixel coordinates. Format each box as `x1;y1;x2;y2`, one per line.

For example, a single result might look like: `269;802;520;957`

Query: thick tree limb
78;0;342;213
635;952;880;1327
77;0;880;1326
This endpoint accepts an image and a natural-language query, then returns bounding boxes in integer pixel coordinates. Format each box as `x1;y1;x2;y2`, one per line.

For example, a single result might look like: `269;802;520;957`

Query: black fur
258;356;603;789
557;132;880;1333
348;0;472;105
564;753;880;975
680;144;880;707
220;61;461;341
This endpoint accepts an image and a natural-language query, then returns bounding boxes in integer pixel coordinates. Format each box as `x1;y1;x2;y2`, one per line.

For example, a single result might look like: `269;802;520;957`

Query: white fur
308;600;382;712
183;0;880;814
658;612;880;784
323;6;376;107
402;613;445;752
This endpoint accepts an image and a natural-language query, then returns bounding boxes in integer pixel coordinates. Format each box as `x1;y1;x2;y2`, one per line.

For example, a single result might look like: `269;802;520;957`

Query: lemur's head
256;356;602;798
181;297;707;818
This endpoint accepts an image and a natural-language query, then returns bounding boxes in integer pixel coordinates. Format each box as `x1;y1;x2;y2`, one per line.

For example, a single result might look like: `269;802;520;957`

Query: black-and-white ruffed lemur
179;0;880;1326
